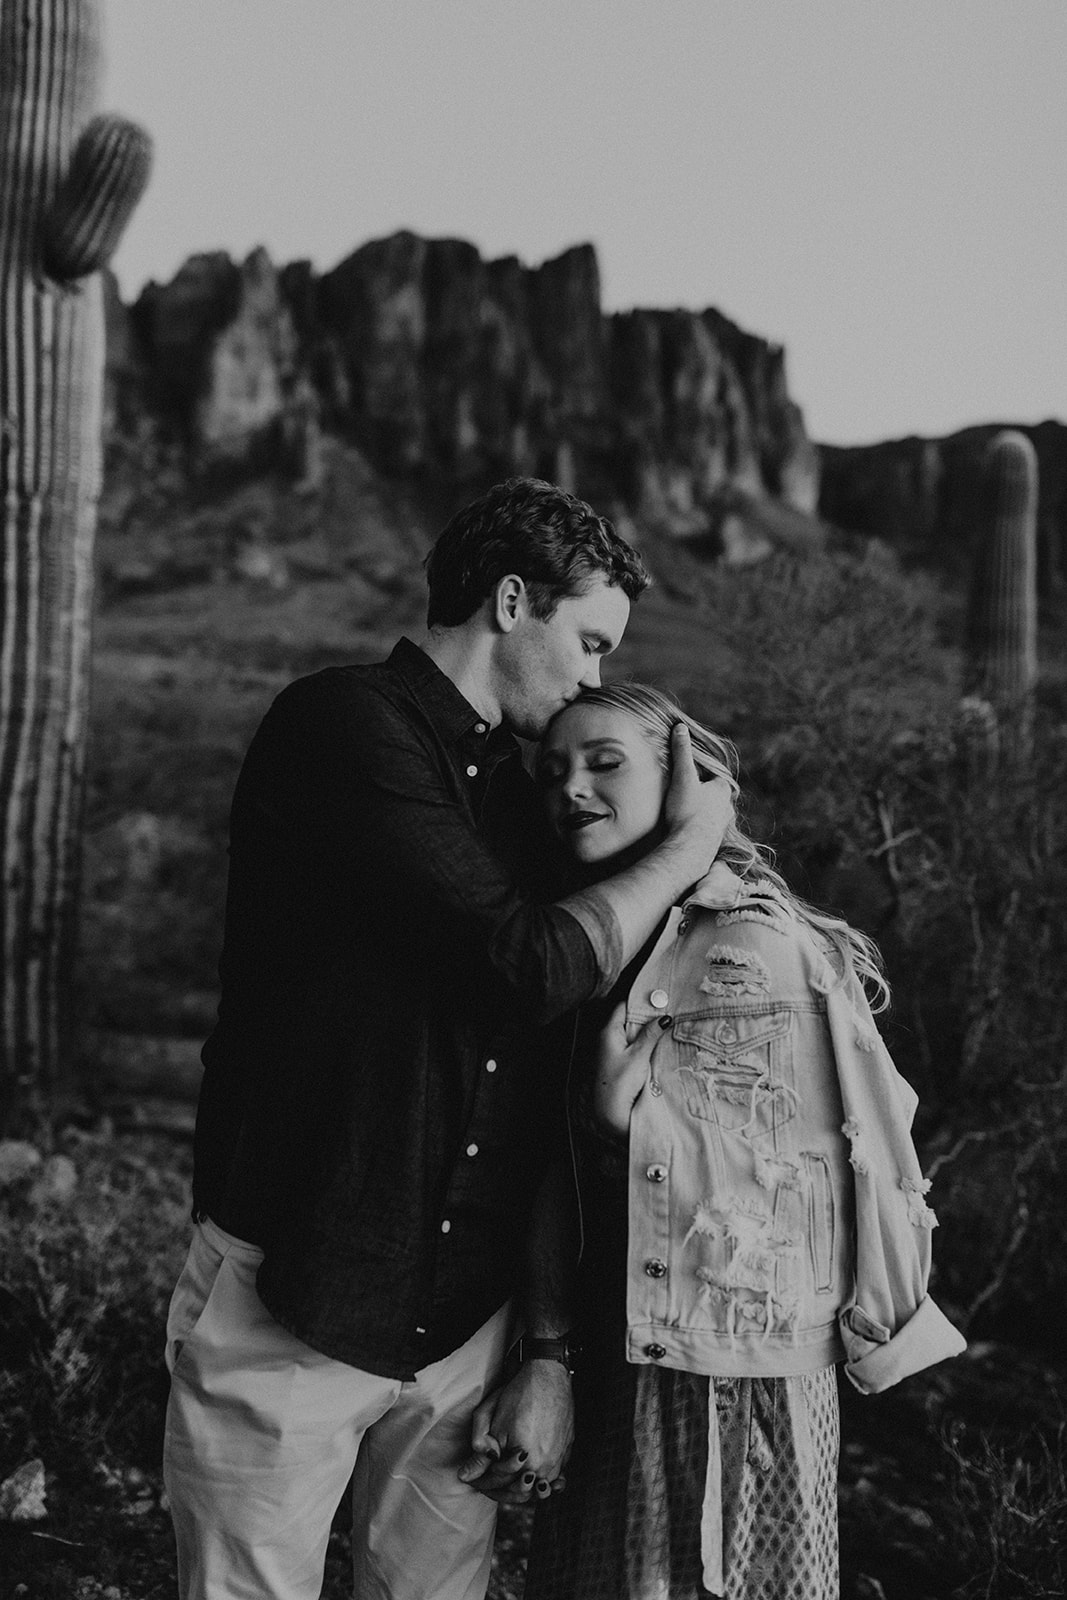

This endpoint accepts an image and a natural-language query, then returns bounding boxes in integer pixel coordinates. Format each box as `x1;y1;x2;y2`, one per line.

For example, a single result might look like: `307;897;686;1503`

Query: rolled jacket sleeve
825;977;966;1394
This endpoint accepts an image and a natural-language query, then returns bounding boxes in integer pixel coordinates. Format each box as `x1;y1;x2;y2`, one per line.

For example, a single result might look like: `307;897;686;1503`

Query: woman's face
538;703;668;867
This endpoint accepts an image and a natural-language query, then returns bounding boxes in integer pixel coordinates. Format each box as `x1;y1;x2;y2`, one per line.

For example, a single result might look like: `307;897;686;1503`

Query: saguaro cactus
962;430;1039;768
0;0;151;1117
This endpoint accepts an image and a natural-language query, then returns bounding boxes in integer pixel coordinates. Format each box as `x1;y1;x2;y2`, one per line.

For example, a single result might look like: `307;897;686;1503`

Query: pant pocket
165;1219;262;1378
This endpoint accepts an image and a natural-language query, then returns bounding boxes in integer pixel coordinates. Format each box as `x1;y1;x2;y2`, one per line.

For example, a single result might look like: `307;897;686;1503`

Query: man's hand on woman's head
662;723;733;872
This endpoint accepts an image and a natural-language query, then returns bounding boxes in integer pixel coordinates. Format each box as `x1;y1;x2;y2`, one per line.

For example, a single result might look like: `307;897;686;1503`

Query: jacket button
645;1259;667;1278
716;1022;738;1044
646;1343;667;1360
649;989;669;1009
645;1164;667;1183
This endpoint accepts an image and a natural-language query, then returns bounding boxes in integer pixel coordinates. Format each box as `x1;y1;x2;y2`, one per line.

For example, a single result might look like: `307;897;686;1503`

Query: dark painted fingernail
522;1471;535;1486
517;1450;529;1462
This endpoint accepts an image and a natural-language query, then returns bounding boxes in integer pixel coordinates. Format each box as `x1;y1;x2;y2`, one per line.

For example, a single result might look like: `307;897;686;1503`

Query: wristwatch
512;1334;582;1376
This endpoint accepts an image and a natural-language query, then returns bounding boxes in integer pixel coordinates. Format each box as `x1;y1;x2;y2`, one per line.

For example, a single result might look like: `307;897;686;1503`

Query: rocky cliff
105;230;821;555
819;422;1067;595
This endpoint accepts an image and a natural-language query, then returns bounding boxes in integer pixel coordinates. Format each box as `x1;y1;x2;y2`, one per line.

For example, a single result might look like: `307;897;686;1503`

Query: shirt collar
387;637;516;756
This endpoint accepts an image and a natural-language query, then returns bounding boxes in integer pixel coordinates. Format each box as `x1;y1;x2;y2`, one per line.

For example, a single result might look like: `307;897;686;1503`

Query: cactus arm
43;113;153;281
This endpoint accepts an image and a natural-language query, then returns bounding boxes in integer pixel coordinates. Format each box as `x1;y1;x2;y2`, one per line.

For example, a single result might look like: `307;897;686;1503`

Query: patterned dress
523;1113;840;1600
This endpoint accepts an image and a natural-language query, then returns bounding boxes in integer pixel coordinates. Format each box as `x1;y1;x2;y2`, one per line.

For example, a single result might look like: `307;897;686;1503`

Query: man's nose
579;658;602;689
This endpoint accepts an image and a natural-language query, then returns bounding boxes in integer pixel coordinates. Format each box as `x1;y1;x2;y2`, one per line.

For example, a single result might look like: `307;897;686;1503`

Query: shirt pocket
673;1010;794;1138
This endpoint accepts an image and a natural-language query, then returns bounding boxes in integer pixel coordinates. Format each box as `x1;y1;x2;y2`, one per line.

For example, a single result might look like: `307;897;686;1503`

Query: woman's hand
592;1000;664;1135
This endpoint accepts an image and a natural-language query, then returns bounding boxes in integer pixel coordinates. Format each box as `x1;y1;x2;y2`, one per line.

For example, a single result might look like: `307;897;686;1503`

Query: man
163;477;729;1600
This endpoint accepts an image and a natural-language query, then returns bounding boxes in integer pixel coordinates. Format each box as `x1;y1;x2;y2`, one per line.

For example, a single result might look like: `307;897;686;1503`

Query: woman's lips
560;811;607;832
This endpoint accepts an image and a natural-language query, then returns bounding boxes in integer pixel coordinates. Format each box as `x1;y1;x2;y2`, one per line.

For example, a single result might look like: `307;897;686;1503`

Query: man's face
498;577;631;740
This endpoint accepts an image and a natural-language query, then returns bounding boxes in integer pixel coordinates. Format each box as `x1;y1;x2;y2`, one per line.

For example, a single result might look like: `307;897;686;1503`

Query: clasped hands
457;1358;574;1504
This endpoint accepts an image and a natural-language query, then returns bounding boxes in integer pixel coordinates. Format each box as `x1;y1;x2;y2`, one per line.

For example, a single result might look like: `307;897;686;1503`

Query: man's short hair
424;477;651;628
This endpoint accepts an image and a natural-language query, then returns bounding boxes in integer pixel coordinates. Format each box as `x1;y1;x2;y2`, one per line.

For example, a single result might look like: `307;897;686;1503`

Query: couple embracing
162;477;964;1600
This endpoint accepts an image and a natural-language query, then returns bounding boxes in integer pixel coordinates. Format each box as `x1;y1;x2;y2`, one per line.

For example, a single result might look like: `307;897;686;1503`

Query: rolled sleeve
827;977;966;1393
557;887;624;1000
842;1294;968;1394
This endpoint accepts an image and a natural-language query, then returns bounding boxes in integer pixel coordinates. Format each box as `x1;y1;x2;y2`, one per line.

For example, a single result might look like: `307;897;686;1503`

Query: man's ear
493;574;526;633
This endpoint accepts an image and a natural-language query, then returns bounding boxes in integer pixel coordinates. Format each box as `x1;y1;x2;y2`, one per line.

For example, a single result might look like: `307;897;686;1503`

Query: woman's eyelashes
537;757;624;789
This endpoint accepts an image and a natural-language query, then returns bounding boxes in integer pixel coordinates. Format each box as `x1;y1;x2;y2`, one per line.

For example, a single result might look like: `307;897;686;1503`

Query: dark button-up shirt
193;638;621;1378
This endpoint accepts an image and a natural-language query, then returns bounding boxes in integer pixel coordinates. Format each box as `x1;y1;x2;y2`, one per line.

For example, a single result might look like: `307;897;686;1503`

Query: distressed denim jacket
616;862;966;1395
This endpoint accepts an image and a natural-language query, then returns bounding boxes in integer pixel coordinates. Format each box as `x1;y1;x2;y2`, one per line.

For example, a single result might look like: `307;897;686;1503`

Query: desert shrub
871;703;1067;1342
941;1421;1067;1598
0;1130;191;1477
645;547;959;911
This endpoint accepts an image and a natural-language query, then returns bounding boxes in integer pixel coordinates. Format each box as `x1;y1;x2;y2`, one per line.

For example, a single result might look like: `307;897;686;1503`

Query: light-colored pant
163;1216;512;1600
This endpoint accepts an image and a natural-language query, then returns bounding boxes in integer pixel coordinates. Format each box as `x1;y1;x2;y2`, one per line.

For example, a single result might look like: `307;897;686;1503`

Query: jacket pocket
674;1010;793;1134
804;1151;836;1293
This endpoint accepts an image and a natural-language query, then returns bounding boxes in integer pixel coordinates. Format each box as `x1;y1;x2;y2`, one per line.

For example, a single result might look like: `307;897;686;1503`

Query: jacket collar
683;860;785;913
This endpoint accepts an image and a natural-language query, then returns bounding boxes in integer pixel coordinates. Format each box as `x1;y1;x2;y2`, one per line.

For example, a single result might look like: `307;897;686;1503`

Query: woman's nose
562;770;592;801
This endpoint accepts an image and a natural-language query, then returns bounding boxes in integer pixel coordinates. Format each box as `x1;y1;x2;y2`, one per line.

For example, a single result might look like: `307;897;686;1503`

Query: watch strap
513;1334;580;1375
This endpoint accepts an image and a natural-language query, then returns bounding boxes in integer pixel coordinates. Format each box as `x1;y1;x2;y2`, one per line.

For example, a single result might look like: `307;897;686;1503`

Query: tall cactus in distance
0;0;151;1120
962;429;1039;769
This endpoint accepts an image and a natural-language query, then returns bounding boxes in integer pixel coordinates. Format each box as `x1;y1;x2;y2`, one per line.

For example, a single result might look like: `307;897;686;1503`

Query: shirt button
466;764;478;777
649;989;669;1009
466;1143;479;1157
485;1059;497;1073
415;1326;427;1335
474;723;487;734
646;1343;667;1360
646;1164;668;1183
440;1220;451;1234
645;1259;667;1278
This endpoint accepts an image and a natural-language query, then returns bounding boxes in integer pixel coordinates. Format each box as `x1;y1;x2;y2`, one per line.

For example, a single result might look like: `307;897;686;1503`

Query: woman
524;683;965;1600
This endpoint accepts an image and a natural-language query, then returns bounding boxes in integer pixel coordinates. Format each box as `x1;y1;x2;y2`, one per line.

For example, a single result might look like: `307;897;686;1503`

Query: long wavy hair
564;681;890;1012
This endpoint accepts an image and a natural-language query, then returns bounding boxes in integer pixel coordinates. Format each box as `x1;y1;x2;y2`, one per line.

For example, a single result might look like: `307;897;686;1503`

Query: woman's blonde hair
567;681;890;1012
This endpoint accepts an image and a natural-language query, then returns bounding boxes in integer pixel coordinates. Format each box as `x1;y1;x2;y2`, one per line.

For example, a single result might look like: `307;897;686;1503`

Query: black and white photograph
1;3;1064;1597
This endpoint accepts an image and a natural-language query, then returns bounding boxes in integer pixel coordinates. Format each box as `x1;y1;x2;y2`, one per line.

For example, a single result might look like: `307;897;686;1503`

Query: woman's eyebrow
580;738;627;752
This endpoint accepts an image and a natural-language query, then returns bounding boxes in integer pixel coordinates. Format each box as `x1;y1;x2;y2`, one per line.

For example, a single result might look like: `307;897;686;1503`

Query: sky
101;0;1066;447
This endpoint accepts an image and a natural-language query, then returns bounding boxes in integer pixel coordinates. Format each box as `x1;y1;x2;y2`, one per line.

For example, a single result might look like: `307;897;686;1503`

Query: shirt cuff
558;887;623;999
841;1294;967;1394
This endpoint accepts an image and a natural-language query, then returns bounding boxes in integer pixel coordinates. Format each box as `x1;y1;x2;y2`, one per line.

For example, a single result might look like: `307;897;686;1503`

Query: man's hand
458;1361;574;1504
662;723;734;874
593;1000;662;1134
